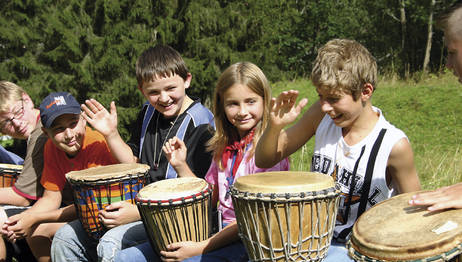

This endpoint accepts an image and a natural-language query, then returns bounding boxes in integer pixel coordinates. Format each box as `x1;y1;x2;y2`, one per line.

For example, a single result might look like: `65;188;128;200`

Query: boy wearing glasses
0;81;48;261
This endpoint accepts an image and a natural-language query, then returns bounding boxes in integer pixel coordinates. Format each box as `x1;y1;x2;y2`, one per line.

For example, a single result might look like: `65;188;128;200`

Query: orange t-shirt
41;126;118;191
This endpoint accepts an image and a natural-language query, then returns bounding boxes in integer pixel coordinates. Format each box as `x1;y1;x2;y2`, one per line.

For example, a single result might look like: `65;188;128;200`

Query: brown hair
311;39;377;100
135;45;189;88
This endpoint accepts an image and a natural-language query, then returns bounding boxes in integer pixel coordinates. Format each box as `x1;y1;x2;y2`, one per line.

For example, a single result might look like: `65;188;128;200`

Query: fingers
109;101;117;116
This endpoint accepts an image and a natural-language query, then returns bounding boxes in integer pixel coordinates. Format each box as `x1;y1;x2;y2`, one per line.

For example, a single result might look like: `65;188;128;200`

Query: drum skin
0;163;22;187
66;163;150;240
349;191;462;261
135;177;212;255
231;171;340;262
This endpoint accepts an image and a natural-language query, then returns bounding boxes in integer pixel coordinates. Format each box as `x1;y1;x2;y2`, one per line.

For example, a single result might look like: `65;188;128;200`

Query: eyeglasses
0;100;25;131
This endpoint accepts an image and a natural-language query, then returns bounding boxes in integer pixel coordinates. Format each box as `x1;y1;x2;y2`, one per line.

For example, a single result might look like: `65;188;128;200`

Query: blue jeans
323;239;354;262
114;240;248;262
51;219;148;262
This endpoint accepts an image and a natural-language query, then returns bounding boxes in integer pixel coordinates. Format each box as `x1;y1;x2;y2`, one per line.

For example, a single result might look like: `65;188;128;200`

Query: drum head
233;171;335;194
138;177;208;201
66;163;150;182
350;191;462;261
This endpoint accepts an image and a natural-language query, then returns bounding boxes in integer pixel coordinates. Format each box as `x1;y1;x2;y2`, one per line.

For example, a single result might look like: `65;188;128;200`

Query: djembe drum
0;164;22;187
135;177;213;255
66;163;150;240
348;192;462;261
230;171;340;262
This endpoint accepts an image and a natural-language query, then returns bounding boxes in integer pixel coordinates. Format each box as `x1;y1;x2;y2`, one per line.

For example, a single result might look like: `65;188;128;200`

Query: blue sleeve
0;145;24;165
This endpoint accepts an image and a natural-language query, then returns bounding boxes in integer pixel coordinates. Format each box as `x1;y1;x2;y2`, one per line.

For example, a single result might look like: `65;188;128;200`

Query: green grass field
272;71;462;190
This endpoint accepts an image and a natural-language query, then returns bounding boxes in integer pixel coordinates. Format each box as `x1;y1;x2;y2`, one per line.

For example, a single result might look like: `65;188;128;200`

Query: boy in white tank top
255;38;421;261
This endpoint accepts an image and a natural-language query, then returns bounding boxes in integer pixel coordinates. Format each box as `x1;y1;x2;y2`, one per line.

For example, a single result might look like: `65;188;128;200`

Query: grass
271;71;462;190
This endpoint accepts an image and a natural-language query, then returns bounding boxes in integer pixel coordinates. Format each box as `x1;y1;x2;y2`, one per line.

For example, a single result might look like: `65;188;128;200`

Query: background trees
0;0;457;139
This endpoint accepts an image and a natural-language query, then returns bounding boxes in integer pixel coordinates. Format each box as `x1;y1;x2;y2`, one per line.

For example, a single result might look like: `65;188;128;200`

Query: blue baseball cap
40;92;81;128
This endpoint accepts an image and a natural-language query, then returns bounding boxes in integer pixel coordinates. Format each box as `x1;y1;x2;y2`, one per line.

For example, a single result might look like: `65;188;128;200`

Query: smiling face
223;83;264;138
140;73;191;119
43;114;86;157
317;87;364;129
0;93;38;139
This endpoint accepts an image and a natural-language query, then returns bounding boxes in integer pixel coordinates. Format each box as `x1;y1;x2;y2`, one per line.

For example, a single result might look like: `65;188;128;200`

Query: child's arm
409;184;462;211
2;189;64;240
256;90;323;168
162;137;196;177
160;221;240;261
81;99;137;163
387;138;421;194
0;187;30;207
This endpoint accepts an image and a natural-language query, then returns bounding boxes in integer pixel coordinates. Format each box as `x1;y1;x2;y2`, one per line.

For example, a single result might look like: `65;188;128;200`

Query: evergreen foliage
0;0;457;139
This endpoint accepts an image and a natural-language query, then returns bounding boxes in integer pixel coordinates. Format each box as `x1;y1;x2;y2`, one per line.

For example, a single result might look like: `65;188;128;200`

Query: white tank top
311;107;407;241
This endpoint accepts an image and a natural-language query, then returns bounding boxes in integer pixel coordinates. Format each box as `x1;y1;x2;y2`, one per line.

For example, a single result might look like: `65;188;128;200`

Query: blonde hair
207;62;271;170
0;81;25;112
438;4;462;42
311;39;377;100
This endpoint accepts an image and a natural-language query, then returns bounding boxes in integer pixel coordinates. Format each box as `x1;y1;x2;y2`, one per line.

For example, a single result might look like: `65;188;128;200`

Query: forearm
30;205;77;224
105;132;137;163
255;124;286;168
202;222;240;254
174;163;196;177
0;187;30;206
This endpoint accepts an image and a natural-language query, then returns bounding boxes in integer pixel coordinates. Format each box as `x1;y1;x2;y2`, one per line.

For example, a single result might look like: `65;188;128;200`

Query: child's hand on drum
409;182;462;211
99;201;140;228
81;99;118;138
270;90;308;129
159;241;206;262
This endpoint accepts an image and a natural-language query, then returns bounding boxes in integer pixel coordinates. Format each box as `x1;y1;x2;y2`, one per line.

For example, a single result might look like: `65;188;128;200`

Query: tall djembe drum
230;171;340;262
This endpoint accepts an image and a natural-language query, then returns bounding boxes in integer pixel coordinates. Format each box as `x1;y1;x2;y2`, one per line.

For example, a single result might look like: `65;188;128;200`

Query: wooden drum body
135;177;213;255
348;192;462;261
0;164;22;187
66;163;150;240
230;171;340;262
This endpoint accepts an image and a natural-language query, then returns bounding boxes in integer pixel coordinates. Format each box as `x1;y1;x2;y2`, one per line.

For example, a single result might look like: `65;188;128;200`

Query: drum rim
347;239;462;262
65;163;150;181
67;172;148;185
0;163;23;172
229;184;340;202
135;184;213;206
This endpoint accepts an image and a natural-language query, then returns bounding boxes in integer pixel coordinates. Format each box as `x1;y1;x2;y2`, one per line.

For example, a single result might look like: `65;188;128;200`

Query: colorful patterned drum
66;163;150;240
230;171;340;261
348;192;462;261
135;177;213;255
0;163;22;187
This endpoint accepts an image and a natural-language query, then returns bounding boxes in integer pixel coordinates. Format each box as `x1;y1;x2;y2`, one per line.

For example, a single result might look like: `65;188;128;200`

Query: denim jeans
323;239;354;262
51;219;148;262
114;240;248;262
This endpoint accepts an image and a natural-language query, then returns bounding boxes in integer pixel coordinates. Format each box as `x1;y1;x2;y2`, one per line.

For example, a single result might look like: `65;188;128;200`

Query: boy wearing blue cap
1;92;117;262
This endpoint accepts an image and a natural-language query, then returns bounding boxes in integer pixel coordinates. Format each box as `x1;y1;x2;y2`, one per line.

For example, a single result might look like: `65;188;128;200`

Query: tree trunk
423;0;435;72
400;0;406;50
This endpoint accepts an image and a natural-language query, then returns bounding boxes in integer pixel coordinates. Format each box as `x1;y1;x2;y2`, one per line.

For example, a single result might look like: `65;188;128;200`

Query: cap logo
46;96;66;109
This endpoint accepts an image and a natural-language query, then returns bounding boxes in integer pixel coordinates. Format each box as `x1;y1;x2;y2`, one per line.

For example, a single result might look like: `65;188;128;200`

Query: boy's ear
361;83;374;100
184;73;192;89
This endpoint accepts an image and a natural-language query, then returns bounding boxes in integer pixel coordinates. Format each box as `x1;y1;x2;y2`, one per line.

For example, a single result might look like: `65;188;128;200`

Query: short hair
135;45;189;87
438;3;462;42
311;39;377;100
0;81;25;112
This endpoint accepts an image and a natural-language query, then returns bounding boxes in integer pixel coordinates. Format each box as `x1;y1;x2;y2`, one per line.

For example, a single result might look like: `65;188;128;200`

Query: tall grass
271;71;462;190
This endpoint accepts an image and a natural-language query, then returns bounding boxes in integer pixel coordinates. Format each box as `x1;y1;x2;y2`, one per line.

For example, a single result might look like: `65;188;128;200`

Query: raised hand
81;99;118;138
270;90;308;128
